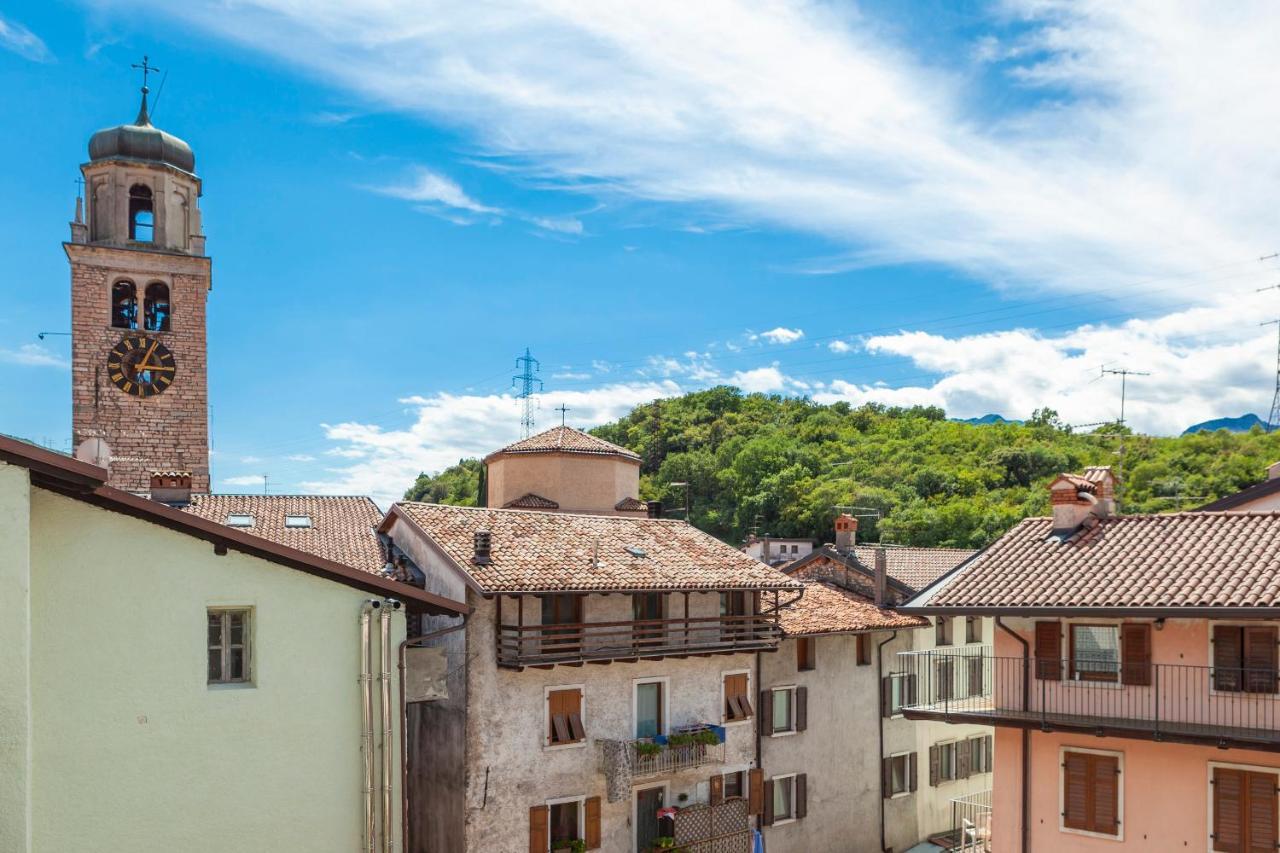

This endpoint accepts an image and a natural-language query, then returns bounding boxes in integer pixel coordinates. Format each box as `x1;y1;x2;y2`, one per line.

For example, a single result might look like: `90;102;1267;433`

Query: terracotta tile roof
391;502;802;593
503;493;560;509
846;544;977;592
1054;473;1097;493
615;497;648;512
485;425;641;462
919;511;1280;610
778;580;929;636
182;494;385;575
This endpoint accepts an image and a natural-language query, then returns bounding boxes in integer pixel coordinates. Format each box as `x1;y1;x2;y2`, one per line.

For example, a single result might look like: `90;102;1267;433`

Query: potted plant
551;840;586;853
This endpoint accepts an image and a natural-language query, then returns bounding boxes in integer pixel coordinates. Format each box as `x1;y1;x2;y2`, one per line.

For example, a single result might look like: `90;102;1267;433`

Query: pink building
899;467;1280;852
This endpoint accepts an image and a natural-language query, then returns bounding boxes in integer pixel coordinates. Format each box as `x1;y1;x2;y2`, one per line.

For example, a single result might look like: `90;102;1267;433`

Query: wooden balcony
496;614;781;669
896;649;1280;752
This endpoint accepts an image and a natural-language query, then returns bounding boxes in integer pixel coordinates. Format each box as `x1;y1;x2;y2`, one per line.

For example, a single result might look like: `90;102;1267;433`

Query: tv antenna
1100;366;1149;510
511;348;542;438
1257;284;1280;431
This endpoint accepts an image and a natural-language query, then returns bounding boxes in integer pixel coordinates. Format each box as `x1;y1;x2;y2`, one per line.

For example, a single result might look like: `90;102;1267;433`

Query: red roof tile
503;493;560;509
391;502;801;593
485;425;640;462
778;580;929;636
182;494;385;575
615;497;648;512
919;511;1280;610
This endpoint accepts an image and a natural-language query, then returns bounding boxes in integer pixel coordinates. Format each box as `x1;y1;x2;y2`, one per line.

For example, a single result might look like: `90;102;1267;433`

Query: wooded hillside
404;387;1280;548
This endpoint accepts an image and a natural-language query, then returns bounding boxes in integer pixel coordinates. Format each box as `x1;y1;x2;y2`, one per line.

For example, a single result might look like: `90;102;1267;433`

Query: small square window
723;769;747;800
935;616;952;646
723;672;753;722
888;754;911;795
208;608;252;684
856;633;872;666
226;513;254;528
772;775;795;821
546;687;585;746
796;637;816;671
771;687;794;734
284;515;312;528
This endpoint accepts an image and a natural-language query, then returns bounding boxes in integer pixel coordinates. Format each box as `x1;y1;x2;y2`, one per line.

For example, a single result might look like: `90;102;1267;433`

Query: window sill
889;791;912;800
769;730;797;738
1060;826;1123;842
723;718;752;727
544;740;587;752
1064;678;1123;691
771;817;796;827
207;681;255;691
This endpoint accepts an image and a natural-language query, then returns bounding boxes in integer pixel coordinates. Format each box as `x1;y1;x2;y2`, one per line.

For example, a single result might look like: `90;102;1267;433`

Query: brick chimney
1049;467;1116;534
834;513;858;551
873;546;888;607
149;471;192;506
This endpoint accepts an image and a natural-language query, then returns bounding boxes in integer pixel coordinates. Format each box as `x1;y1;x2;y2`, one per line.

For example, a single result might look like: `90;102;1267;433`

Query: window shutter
968;654;984;696
1120;624;1152;686
1091;755;1119;836
1248;770;1278;851
759;689;772;734
568;713;586;743
762;779;775;826
938;659;954;701
710;773;724;806
956;740;971;780
882;757;893;798
529;805;548;853
748;769;764;815
1062;752;1089;832
1035;621;1061;680
929;745;940;787
584;796;601;850
909;752;918;792
795;686;808;732
795;774;808;820
907;674;918;706
984;736;993;773
1213;768;1244;850
1214;625;1244;692
881;676;892;718
1244;626;1278;694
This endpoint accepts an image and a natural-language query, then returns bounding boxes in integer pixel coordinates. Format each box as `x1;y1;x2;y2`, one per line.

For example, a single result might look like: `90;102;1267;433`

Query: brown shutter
1213;768;1244;851
907;674;918;706
1215;625;1245;692
1248;770;1278;851
762;779;775;825
529;805;548;853
929;745;940;787
968;654;984;696
1091;755;1119;836
1121;624;1152;686
881;676;892;718
938;659;954;701
795;774;808;820
795;686;808;732
956;740;971;780
984;736;993;773
1244;626;1278;694
909;752;918;792
710;773;725;806
748;769;764;815
759;689;772;734
1035;621;1061;680
584;796;601;850
1062;752;1089;831
882;757;893;798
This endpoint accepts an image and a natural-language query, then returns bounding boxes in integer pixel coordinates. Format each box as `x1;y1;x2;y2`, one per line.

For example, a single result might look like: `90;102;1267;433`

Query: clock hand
141;339;158;367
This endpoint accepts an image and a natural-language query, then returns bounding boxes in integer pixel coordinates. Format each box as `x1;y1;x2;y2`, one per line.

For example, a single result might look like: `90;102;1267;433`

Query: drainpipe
398;614;470;852
996;617;1030;853
361;600;381;853
754;648;764;842
877;630;898;853
380;599;401;853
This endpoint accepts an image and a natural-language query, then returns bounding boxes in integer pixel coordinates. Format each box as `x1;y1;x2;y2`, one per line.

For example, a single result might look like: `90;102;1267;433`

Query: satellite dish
74;437;111;469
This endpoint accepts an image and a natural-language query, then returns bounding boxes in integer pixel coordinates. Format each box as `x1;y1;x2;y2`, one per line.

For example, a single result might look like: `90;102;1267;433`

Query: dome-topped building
483;426;649;516
88;94;195;174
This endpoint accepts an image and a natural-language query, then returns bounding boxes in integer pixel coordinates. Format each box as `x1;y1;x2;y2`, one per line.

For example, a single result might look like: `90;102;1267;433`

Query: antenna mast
512;348;543;439
1101;366;1149;511
1257;285;1280;431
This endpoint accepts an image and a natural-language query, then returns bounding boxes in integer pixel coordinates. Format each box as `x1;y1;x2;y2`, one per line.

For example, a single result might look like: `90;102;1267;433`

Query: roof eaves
1195;478;1280;512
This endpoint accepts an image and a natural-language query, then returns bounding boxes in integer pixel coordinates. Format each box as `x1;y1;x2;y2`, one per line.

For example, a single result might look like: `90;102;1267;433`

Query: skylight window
226;513;254;528
284;515;313;529
625;546;647;558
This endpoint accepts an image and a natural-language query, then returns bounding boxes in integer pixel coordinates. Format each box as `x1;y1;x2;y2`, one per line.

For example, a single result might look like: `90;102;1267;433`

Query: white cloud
0;14;50;62
828;340;853;353
368;165;502;224
0;344;68;369
286;454;316;462
727;365;788;394
528;215;584;235
756;327;805;345
222;474;266;487
552;371;591;380
115;0;1280;297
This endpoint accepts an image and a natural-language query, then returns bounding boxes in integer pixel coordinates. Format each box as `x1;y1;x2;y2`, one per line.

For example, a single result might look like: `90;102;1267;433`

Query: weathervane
131;55;160;124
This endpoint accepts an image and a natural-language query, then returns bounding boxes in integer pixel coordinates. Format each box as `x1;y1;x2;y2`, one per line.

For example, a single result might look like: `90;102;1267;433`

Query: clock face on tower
106;334;177;397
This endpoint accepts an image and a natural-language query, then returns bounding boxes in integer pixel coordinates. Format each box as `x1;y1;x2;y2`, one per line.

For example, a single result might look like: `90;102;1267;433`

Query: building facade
902;467;1280;852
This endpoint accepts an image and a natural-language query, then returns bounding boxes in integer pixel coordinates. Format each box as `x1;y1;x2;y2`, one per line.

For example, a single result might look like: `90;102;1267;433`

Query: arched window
128;184;154;242
111;281;137;329
144;282;171;332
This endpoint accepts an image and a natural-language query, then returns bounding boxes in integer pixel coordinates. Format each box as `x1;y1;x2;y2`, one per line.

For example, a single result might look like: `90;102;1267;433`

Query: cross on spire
131;55;160;125
555;403;570;426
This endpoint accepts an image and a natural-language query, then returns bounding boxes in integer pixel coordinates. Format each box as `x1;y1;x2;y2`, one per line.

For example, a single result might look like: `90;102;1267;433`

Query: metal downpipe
361;600;380;853
877;630;898;853
381;599;400;853
996;616;1030;853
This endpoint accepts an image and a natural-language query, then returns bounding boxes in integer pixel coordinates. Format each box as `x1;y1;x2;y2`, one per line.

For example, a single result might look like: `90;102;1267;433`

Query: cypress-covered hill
404;387;1280;548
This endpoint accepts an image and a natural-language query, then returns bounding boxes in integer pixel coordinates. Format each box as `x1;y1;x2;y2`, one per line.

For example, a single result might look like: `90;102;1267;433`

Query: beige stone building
483;426;650;516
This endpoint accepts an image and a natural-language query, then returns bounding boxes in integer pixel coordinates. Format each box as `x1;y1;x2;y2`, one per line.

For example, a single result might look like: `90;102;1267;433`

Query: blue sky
3;1;1279;502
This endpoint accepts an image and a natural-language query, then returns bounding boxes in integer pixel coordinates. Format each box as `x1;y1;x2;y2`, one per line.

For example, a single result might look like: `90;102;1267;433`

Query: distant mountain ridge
951;414;1020;426
1182;413;1268;435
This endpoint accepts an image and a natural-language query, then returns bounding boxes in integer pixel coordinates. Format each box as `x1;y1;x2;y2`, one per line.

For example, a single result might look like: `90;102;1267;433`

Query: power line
511;348;542;439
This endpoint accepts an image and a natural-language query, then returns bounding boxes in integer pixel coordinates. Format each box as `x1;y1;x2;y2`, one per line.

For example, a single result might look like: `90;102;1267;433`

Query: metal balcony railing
895;648;1280;751
631;738;727;779
497;614;782;668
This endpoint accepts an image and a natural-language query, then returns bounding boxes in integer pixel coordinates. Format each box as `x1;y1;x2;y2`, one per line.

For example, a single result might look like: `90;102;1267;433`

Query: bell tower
66;59;211;493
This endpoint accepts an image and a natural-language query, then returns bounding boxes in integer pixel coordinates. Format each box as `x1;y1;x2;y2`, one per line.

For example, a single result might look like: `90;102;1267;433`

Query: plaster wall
1220;491;1280;512
0;463;33;853
464;594;758;853
487;452;641;514
992;727;1280;852
761;631;920;853
26;485;403;853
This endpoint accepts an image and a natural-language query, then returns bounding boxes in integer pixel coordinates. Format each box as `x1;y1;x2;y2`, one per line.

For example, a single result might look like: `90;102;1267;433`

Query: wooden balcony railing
497;614;781;668
896;648;1280;752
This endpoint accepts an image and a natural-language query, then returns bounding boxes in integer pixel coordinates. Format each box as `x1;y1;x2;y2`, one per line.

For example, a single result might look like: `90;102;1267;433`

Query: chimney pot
149;471;192;506
873;546;888;608
473;530;492;564
646;500;663;519
834;513;858;551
